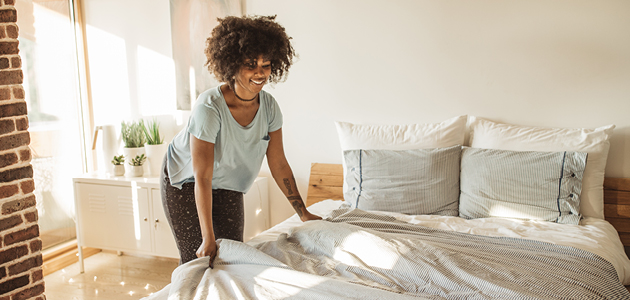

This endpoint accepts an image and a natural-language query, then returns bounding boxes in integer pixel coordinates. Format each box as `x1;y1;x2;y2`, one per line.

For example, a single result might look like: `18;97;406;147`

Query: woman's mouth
251;79;265;85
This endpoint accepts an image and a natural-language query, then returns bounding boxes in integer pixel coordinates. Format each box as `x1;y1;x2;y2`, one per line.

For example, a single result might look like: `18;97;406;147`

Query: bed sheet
250;200;630;285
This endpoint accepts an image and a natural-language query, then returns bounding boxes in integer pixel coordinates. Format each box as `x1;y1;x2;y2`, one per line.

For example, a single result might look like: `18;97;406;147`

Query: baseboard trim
42;239;101;276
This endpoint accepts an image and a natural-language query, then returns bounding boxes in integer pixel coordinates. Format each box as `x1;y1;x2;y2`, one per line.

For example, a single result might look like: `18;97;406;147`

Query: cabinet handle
143;218;148;221
154;219;159;229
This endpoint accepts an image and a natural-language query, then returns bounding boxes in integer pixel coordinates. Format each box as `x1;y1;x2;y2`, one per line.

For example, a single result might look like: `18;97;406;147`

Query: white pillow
468;117;615;219
335;115;468;194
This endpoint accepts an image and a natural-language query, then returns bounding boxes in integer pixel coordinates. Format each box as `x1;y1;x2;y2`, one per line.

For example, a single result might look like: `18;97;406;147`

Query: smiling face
233;55;272;100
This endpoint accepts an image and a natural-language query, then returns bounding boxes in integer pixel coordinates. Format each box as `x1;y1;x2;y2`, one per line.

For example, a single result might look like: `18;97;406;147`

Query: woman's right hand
196;238;217;268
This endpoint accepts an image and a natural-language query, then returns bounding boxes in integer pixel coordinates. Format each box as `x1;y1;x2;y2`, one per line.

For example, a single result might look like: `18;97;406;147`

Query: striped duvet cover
160;205;630;299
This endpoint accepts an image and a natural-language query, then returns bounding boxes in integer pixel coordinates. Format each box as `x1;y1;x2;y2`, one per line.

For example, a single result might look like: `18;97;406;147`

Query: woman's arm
266;128;321;221
190;134;217;267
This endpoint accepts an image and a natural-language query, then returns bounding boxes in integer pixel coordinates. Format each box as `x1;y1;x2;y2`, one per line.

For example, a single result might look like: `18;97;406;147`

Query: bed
144;116;630;299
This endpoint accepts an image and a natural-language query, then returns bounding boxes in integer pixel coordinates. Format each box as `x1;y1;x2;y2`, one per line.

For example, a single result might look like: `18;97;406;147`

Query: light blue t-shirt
166;85;283;192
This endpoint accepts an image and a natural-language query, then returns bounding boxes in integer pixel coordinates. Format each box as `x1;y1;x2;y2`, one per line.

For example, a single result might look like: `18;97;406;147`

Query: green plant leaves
141;118;164;145
121;121;146;148
129;154;147;166
111;154;125;165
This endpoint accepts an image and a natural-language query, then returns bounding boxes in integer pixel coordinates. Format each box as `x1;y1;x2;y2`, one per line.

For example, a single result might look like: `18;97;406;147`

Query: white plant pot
123;147;146;176
130;165;144;177
113;164;125;176
145;143;167;176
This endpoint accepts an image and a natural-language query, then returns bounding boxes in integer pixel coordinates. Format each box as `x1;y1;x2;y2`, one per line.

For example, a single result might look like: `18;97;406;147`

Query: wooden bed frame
306;163;630;258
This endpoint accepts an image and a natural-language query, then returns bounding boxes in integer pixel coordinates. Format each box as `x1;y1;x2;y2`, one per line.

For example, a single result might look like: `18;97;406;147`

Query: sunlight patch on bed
489;204;537;220
255;268;328;296
228;279;247;300
335;231;399;269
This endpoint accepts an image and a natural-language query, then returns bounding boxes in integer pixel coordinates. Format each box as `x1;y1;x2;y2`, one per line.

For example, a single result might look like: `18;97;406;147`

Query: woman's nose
254;65;265;75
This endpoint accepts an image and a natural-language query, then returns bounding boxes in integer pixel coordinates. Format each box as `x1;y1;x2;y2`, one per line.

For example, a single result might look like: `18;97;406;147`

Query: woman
161;15;321;266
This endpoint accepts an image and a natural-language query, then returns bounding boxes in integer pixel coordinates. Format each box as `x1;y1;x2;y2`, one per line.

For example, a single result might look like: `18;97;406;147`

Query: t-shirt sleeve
187;103;221;143
268;96;283;132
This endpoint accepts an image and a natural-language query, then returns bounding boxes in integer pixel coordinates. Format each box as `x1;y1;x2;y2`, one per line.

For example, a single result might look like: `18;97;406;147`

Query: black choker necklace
232;86;258;102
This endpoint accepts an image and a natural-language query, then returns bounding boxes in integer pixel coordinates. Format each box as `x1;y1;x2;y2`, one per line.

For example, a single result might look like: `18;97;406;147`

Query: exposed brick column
0;0;46;299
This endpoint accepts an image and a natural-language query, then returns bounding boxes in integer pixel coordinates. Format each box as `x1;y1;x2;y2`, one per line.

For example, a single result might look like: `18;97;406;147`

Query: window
16;0;83;249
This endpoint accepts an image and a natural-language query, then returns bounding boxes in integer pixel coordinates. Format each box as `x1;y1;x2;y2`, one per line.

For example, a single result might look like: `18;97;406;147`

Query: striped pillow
459;147;587;224
468;117;614;219
343;145;461;215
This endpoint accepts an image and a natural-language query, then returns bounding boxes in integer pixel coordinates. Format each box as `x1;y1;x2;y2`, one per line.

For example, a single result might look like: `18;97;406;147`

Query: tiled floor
43;251;178;300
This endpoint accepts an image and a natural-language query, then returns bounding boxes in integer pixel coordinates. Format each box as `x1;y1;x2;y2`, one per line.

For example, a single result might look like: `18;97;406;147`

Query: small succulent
129;154;147;166
111;155;125;165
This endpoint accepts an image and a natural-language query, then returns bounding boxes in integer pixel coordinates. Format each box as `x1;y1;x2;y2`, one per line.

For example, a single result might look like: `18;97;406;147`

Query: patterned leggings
160;155;244;264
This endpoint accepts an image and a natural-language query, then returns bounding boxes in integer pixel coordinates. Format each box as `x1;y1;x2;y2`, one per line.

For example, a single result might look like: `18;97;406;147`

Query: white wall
82;0;186;143
82;0;630;226
248;0;630;225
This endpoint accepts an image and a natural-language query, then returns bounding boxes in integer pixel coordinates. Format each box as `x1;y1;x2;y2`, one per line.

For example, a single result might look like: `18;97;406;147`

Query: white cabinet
74;183;153;253
150;188;180;258
73;174;268;271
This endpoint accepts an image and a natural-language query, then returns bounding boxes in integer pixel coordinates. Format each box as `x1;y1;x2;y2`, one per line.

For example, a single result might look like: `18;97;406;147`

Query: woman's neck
222;84;258;108
233;87;258;102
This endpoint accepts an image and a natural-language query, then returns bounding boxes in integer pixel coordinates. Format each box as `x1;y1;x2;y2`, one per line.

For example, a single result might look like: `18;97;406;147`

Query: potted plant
142;118;167;176
129;154;147;177
121;120;146;174
111;154;125;176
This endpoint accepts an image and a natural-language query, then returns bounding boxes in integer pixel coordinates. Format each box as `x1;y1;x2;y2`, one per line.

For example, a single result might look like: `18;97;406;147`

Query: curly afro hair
205;15;296;86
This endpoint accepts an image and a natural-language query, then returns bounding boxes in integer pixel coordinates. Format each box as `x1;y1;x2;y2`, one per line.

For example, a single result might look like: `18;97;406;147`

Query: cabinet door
75;183;152;253
150;189;180;258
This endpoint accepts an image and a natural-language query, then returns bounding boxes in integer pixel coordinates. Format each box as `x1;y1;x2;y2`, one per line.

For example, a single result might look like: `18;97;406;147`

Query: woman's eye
244;62;271;69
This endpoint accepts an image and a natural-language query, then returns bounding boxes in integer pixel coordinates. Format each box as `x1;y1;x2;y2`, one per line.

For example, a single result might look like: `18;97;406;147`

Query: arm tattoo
289;197;305;217
283;178;293;195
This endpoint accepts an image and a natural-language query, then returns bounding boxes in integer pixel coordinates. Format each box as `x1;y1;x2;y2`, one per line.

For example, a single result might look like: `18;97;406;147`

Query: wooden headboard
306;163;344;206
604;178;630;256
306;163;630;257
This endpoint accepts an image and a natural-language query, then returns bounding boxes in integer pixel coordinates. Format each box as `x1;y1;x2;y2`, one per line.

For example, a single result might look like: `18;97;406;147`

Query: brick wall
0;0;46;299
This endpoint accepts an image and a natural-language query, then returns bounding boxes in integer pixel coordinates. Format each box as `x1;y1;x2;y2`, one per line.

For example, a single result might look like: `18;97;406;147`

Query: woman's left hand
300;211;322;222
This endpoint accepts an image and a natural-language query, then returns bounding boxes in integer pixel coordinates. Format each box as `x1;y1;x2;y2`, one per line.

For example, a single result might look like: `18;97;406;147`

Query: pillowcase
336;115;468;150
459;147;587;225
468;117;614;219
335;115;467;193
343;145;461;216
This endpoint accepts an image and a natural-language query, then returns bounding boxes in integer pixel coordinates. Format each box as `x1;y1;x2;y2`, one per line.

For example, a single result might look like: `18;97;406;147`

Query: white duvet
144;200;630;299
256;200;630;285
